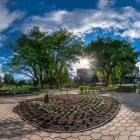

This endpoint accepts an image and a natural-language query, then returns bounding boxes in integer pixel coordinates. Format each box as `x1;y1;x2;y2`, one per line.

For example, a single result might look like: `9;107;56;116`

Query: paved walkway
0;92;140;140
104;92;140;112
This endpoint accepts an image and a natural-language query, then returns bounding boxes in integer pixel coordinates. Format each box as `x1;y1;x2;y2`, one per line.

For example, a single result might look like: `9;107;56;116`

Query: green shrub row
79;86;90;93
136;84;140;89
117;85;134;92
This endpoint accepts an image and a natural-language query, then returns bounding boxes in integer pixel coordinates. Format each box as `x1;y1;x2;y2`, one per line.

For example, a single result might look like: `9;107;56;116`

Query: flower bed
18;94;120;132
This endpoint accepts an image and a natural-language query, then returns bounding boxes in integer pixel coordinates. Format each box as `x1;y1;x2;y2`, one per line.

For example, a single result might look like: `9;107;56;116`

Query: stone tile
39;131;51;137
50;133;61;138
131;130;140;136
122;123;130;127
0;138;9;140
53;138;65;140
119;120;127;123
43;137;53;140
120;131;130;136
108;126;116;131
107;122;114;127
42;137;53;140
100;130;109;135
136;126;140;130
61;133;72;138
116;126;125;131
82;131;92;136
101;135;114;140
20;138;30;140
79;135;92;140
92;128;101;133
112;119;119;123
72;132;82;137
90;133;102;139
131;122;139;127
109;130;120;136
129;136;140;140
114;123;121;127
117;135;128;140
67;137;79;140
126;126;135;131
30;135;42;140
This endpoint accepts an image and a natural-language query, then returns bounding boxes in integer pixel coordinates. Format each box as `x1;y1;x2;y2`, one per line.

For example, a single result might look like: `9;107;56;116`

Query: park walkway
0;92;140;140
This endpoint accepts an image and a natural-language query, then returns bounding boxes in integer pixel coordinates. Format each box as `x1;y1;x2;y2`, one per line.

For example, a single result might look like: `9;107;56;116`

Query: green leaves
8;27;83;88
86;37;139;85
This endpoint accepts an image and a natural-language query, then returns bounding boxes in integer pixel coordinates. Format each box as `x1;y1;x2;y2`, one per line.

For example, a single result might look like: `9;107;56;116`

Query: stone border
18;97;121;133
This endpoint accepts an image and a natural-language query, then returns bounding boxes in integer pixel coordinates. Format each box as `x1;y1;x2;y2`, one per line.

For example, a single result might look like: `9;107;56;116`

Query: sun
79;58;90;68
81;59;89;65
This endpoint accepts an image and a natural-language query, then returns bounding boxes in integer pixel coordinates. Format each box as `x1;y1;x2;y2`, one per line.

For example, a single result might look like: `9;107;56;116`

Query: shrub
79;86;90;93
79;86;84;93
117;85;134;92
84;86;90;93
136;84;140;89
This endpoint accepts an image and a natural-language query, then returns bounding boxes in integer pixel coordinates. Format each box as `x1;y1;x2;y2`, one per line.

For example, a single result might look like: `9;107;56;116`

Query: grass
0;85;49;96
2;85;33;90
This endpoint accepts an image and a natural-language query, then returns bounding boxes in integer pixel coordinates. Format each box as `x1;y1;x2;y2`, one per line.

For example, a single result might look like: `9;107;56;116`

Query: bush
117;85;134;92
79;86;84;93
136;84;140;89
79;86;90;93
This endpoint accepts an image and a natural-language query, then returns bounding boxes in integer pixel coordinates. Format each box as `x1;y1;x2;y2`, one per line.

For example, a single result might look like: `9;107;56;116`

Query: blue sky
0;0;140;79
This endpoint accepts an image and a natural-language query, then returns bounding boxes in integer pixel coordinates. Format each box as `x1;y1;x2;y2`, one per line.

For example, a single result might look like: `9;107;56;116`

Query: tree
41;29;83;88
86;37;139;86
4;73;14;85
18;80;26;88
8;27;83;89
0;76;3;87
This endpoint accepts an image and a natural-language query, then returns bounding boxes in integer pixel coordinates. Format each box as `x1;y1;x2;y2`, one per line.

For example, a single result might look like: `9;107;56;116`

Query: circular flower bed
18;94;120;132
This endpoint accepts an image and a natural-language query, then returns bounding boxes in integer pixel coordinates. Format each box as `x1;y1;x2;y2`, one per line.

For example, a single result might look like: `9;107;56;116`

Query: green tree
8;27;83;89
4;73;14;85
86;37;139;86
41;29;83;88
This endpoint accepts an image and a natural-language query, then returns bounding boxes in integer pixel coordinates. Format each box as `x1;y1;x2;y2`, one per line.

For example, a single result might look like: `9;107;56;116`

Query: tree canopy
8;27;83;88
86;37;139;85
4;73;14;85
8;27;140;88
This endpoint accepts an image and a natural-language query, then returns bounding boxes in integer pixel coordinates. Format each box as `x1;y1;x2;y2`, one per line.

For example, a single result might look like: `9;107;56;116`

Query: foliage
8;27;83;89
79;86;84;93
79;86;90;93
86;37;139;86
3;73;14;85
136;84;140;89
117;85;134;92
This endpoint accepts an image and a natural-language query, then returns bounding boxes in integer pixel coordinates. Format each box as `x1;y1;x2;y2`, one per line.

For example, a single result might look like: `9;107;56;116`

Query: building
77;69;92;84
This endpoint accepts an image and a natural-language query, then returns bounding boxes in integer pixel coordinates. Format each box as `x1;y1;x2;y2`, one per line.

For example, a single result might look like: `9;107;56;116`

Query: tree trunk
105;74;110;86
39;65;44;89
33;79;38;87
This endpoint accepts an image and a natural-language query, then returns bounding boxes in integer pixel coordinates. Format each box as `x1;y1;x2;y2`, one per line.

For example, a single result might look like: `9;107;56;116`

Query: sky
0;0;140;79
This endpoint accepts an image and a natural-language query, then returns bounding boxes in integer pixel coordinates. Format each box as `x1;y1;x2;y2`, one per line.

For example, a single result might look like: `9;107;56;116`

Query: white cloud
0;0;24;47
0;1;23;32
22;4;140;39
121;29;140;39
0;35;5;47
136;62;140;73
98;0;115;9
0;56;7;61
98;0;108;9
0;64;4;78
